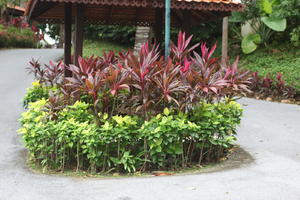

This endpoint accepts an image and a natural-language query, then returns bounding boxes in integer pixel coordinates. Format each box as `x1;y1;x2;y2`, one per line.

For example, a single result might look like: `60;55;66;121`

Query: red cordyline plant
182;43;226;106
171;31;199;64
45;93;65;120
153;58;188;107
28;32;252;120
249;72;296;99
66;56;105;115
65;53;132;117
27;59;64;86
124;42;161;118
222;57;251;96
68;56;100;77
27;58;46;83
44;61;64;86
190;49;226;94
105;65;130;97
99;51;118;69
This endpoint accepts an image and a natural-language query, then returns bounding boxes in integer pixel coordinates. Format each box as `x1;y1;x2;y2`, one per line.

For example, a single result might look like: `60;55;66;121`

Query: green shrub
21;32;248;174
239;44;300;89
23;81;55;108
0;24;5;31
6;26;19;33
0;31;8;47
84;25;136;46
291;26;300;47
0;25;37;48
19;99;242;173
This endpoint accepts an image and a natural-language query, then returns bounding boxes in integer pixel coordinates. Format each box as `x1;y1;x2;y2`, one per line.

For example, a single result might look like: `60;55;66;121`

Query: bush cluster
20;32;250;173
0;17;41;48
249;72;296;99
20;99;242;173
23;81;56;108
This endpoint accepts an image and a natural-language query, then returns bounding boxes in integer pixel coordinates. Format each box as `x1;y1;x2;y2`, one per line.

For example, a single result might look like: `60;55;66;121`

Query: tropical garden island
0;0;299;199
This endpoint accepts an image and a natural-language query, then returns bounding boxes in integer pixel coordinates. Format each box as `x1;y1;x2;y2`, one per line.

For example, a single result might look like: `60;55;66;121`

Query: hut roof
26;0;243;26
6;5;26;16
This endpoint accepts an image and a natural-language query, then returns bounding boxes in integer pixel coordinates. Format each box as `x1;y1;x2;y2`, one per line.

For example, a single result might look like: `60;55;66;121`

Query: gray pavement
0;49;300;200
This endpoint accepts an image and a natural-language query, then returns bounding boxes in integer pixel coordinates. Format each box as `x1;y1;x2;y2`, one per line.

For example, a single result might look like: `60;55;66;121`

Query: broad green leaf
163;108;170;116
229;12;244;23
261;17;287;32
156;146;162;153
155;138;163;146
174;145;183;155
103;113;108;120
242;34;262;54
68;142;73;148
259;0;272;14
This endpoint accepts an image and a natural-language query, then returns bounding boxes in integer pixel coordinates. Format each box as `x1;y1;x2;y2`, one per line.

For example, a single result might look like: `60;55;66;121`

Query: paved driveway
0;49;300;200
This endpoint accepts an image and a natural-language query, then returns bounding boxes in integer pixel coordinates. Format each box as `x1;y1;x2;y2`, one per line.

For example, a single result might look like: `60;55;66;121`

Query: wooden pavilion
6;5;26;17
25;0;243;76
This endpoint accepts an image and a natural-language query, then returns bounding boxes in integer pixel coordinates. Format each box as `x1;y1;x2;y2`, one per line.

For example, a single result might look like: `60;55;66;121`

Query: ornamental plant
249;71;296;99
20;32;250;173
0;17;42;48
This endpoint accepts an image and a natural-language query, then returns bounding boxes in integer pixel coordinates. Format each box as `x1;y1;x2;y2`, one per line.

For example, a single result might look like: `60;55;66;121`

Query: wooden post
64;3;72;77
58;24;64;48
222;17;229;65
74;4;84;66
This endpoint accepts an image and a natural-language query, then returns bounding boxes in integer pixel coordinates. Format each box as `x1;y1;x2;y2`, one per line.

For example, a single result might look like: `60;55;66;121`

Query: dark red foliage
31;25;39;33
10;17;22;27
27;59;65;86
105;66;130;96
223;57;251;95
44;61;64;86
30;32;252;119
249;71;296;99
189;49;226;95
27;58;46;83
171;31;199;69
153;58;187;107
45;93;65;120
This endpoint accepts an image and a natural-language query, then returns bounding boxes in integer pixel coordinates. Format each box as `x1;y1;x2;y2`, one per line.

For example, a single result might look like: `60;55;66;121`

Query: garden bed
0;17;41;48
239;44;300;90
19;32;251;175
246;71;300;105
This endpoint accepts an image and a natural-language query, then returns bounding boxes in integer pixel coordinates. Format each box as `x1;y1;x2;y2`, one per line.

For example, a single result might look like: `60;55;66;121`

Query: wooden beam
222;17;229;65
31;2;57;19
74;4;84;66
64;3;72;77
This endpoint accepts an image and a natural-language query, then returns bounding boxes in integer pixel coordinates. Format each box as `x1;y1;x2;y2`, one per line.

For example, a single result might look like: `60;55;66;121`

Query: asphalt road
0;49;300;200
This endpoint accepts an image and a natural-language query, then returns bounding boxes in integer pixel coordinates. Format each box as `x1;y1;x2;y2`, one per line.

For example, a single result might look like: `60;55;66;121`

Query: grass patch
239;44;300;89
83;40;130;57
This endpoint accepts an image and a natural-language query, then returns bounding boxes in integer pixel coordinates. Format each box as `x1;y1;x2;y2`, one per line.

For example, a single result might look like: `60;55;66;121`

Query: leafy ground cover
83;40;129;57
239;44;300;90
